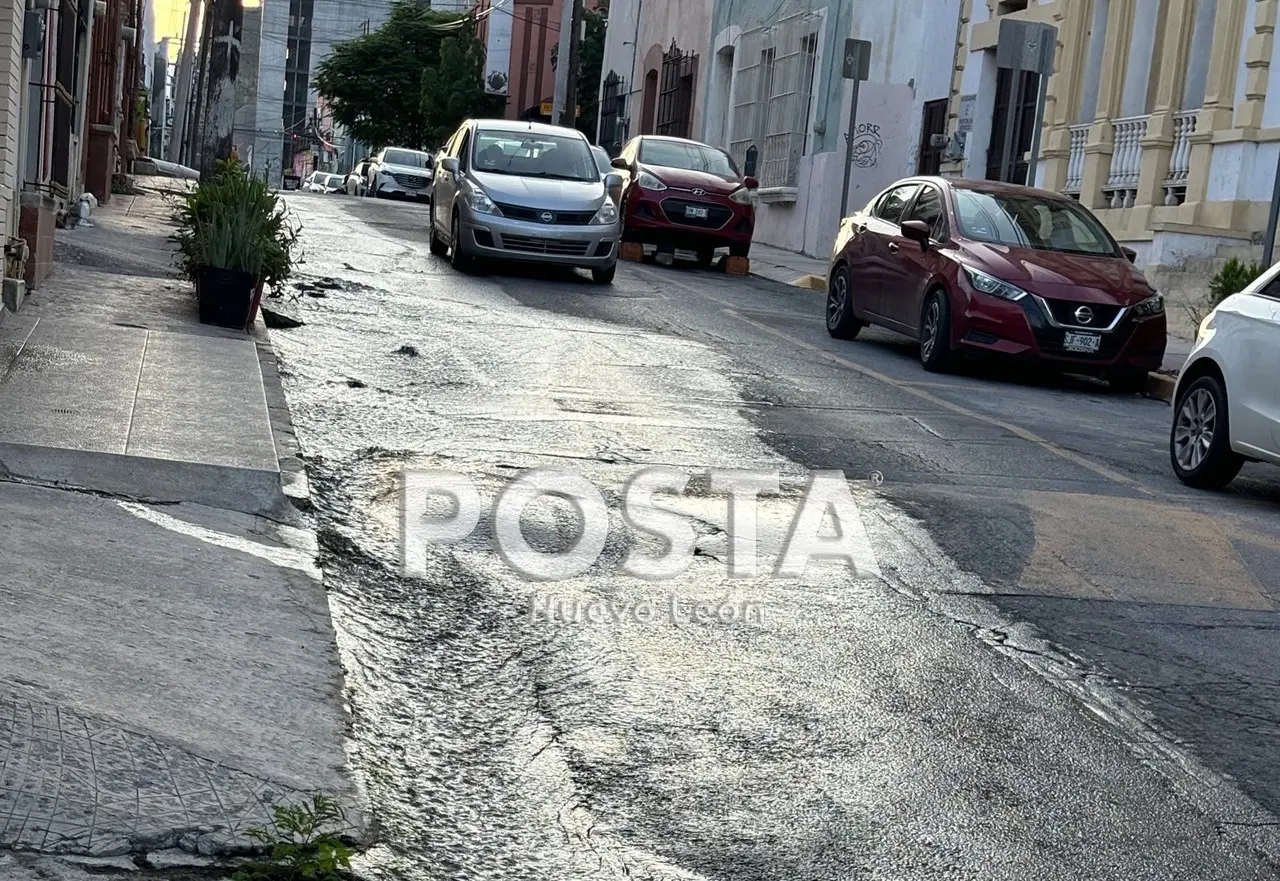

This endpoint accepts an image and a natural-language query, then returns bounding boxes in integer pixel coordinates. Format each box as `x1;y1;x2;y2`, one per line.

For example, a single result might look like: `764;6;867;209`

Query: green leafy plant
1208;257;1265;306
172;158;300;288
232;795;354;881
1186;256;1267;328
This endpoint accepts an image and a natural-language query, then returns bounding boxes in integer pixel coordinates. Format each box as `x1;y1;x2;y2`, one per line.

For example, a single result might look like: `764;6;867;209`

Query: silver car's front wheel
1169;374;1243;489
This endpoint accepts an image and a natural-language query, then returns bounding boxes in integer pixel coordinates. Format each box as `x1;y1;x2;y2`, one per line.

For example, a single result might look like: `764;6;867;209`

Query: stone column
1081;0;1136;207
0;0;24;244
1040;1;1091;191
1185;0;1247;211
1234;0;1276;130
1136;0;1195;208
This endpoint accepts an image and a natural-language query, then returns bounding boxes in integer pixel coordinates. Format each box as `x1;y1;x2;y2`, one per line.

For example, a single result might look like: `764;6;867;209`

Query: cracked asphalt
270;192;1280;880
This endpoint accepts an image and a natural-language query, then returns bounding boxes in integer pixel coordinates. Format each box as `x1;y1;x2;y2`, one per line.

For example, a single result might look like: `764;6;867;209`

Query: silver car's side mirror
604;172;622;190
442;156;460;174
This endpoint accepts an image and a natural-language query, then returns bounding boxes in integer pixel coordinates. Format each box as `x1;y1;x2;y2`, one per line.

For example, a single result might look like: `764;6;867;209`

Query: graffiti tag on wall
851;123;883;168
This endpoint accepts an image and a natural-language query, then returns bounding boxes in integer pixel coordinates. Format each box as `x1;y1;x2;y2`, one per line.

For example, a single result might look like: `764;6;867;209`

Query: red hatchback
611;136;757;265
826;177;1167;390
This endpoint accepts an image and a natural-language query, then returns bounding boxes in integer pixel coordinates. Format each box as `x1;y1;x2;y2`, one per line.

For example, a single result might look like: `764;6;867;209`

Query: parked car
825;176;1167;389
1168;263;1280;488
611;135;757;266
304;171;345;194
368;147;434;201
592;146;622;205
346;160;370;196
429;119;623;284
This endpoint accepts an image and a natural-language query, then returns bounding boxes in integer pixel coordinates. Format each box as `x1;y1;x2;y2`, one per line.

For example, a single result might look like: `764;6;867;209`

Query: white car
304;171;345;194
346;161;370;196
1170;262;1280;488
368;147;434;201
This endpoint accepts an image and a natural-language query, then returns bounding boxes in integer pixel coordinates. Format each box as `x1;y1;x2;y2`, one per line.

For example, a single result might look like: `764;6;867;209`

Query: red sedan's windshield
953;189;1120;257
639;140;739;177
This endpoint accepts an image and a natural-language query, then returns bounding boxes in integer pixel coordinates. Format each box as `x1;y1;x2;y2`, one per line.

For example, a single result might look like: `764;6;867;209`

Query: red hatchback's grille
660;198;733;229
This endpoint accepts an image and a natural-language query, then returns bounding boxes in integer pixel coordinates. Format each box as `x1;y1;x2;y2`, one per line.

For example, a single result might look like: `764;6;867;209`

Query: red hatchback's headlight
729;186;753;205
636;170;667;191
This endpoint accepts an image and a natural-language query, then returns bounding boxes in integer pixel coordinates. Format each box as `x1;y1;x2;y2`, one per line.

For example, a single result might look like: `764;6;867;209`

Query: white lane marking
118;501;322;579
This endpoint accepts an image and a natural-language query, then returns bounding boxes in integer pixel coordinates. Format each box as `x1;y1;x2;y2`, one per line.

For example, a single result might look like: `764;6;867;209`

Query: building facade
596;0;714;153
944;0;1280;324
694;0;959;257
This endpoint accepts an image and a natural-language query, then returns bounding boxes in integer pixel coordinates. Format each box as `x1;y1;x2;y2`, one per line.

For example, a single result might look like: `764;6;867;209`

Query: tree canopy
419;20;504;148
314;2;489;150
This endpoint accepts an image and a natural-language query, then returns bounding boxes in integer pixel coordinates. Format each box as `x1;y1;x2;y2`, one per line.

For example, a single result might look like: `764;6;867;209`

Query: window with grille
599;71;626;154
728;13;822;190
656;43;697;138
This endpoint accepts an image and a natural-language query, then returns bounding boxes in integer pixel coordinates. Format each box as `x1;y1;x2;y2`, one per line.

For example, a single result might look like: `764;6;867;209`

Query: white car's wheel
1170;373;1244;489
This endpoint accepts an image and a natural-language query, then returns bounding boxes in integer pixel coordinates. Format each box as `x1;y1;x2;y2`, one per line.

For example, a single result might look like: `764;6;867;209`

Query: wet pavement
270;192;1280;879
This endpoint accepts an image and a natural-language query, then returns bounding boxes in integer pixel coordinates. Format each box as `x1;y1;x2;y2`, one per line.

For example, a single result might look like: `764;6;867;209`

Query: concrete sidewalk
0;189;355;865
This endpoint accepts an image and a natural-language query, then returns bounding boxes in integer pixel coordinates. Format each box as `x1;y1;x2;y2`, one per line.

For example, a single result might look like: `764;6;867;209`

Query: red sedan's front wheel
919;289;955;373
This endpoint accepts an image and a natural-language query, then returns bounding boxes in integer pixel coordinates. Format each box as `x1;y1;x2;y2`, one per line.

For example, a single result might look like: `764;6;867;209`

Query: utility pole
559;0;584;129
167;0;202;163
551;0;573;123
199;0;244;179
187;0;213;167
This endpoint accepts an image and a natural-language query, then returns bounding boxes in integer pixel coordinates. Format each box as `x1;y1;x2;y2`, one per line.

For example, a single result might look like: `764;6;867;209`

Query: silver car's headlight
591;199;619;224
1132;292;1165;316
464;187;500;215
962;265;1029;301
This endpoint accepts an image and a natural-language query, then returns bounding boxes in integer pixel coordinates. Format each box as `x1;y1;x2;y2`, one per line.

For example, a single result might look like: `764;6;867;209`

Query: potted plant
174;159;299;329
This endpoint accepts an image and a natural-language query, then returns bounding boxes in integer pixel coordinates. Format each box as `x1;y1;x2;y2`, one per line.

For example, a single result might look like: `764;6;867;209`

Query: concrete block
620;241;644;262
3;276;23;312
726;255;750;276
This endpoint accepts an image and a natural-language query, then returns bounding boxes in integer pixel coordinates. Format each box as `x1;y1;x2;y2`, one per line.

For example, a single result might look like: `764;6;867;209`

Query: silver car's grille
500;235;591;257
495;203;597;225
392;173;429;188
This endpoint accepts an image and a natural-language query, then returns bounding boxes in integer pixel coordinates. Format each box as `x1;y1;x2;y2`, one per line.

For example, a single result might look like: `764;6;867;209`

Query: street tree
419;21;505;148
314;2;463;149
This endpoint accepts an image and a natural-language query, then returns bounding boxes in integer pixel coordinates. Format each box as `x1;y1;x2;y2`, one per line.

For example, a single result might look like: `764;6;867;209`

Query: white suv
368;147;434;201
1170;261;1280;488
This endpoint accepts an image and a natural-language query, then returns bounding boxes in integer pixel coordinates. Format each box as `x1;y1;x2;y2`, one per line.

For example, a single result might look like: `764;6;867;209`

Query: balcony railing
1062;123;1090;195
1163;110;1197;205
1103;115;1147;208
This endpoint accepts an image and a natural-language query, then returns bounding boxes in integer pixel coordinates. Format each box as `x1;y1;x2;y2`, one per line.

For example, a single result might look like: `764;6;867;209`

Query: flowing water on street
266;196;1280;881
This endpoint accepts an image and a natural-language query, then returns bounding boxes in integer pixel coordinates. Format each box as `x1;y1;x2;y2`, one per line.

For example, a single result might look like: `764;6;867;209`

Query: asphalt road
271;192;1280;880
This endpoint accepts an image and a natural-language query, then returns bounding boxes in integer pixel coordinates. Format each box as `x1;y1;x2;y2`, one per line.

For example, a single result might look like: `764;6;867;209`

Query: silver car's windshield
471;130;599;183
383;149;431;168
326;175;343;187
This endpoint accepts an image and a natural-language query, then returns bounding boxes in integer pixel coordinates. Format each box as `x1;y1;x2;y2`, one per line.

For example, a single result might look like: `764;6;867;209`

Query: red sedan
611;136;756;265
826;177;1167;391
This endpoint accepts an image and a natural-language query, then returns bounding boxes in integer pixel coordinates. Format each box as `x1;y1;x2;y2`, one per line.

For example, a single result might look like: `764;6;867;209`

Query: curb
794;273;826;291
1147;371;1176;403
255;335;312;512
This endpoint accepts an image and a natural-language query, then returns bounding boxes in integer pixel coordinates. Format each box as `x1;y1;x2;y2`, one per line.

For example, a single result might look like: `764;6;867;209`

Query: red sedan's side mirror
743;176;759;189
1121;246;1137;263
901;219;932;247
611;157;630;171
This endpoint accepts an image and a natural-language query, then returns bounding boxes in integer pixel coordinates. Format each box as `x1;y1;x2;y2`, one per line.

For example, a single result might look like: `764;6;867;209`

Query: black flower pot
197;266;257;329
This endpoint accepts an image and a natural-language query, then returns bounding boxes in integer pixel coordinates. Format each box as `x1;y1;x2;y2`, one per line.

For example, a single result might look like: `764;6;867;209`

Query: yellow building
945;0;1277;334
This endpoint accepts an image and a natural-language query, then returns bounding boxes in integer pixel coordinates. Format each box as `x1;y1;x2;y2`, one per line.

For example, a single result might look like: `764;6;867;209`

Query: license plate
1062;331;1101;353
685;205;709;219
